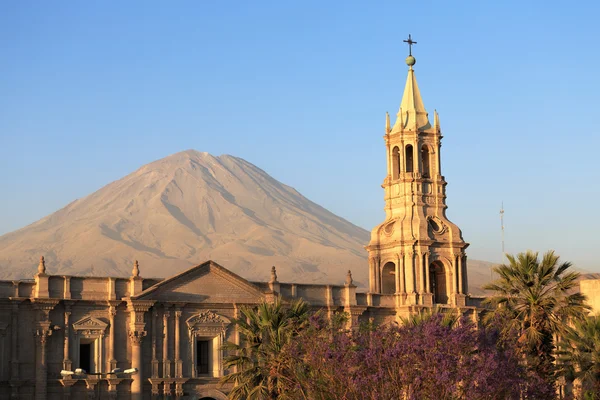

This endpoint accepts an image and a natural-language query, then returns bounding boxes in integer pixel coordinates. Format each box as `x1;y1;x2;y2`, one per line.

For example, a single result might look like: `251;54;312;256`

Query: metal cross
403;34;417;56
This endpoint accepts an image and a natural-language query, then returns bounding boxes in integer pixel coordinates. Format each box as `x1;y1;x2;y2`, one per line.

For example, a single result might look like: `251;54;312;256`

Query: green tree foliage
483;250;590;386
557;316;600;399
220;298;310;400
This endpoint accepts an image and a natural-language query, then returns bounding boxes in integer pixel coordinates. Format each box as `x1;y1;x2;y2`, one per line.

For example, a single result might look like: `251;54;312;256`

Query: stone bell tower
365;36;469;310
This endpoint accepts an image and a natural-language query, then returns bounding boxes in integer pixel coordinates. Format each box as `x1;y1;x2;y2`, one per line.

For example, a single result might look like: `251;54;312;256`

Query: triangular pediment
133;260;266;303
72;316;108;331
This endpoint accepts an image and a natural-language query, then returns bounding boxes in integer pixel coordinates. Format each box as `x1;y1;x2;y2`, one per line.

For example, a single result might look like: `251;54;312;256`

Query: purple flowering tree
279;313;553;400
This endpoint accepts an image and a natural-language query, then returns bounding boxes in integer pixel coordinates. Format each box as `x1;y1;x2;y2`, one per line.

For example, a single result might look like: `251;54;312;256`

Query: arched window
381;262;396;294
429;261;448;304
405;145;413;173
421;145;430;178
392;147;400;179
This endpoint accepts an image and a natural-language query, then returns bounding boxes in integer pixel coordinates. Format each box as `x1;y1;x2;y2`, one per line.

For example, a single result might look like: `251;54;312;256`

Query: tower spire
391;34;430;133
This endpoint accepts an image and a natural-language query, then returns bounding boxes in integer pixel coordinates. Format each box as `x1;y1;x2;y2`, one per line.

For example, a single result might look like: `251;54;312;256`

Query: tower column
405;251;417;304
394;255;401;293
418;251;425;295
458;254;464;294
424;252;431;293
398;253;406;294
463;255;469;294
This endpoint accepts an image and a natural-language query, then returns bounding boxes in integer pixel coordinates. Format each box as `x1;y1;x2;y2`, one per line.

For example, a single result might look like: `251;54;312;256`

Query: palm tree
482;250;590;382
557;316;600;399
220;298;310;400
400;306;462;327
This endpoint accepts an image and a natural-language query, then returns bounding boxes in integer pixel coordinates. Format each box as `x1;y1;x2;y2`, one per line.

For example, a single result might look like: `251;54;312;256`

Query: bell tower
365;36;469;310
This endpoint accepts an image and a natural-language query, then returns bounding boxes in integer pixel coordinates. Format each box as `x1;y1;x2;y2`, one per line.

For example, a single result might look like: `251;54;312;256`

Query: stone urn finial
132;260;140;277
37;256;46;274
345;270;353;286
269;266;278;283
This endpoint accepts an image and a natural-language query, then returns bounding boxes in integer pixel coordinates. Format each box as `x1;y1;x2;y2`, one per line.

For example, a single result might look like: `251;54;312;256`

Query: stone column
463;255;469;294
424;252;431;293
163;308;171;378
129;331;145;399
417;251;425;294
405;251;417;304
0;328;6;382
127;300;154;400
151;310;159;377
34;324;52;400
394;258;401;293
174;309;183;378
33;300;58;400
457;253;464;294
63;307;72;371
405;251;415;293
10;304;19;382
368;257;375;293
108;305;117;371
374;257;381;293
398;253;406;294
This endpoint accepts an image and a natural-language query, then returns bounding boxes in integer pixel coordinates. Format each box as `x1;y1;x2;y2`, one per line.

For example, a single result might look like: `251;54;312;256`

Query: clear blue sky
1;1;599;270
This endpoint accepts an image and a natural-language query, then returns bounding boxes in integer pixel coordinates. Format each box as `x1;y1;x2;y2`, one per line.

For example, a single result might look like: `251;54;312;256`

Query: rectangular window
79;343;92;373
197;340;210;374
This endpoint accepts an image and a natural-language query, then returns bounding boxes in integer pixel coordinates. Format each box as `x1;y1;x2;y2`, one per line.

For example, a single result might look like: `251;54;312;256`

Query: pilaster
162;307;171;378
108;302;119;371
127;299;154;400
174;307;183;378
151;309;160;377
63;303;73;371
32;299;59;400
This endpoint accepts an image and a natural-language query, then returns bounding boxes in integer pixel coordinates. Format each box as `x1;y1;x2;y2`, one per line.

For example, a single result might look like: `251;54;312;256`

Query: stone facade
580;279;600;315
0;50;479;399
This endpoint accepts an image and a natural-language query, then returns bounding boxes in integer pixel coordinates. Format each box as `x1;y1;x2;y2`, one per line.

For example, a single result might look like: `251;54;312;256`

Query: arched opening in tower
429;261;448;304
405;145;414;173
381;262;396;294
421;145;430;178
392;146;400;179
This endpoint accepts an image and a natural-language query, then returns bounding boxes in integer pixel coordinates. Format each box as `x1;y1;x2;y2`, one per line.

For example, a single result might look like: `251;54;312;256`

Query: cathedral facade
0;49;478;400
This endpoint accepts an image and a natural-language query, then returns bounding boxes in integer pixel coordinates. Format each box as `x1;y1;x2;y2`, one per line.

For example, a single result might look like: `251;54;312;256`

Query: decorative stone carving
187;310;230;337
72;316;108;337
38;256;46;274
128;330;146;344
345;270;354;286
132;260;140;277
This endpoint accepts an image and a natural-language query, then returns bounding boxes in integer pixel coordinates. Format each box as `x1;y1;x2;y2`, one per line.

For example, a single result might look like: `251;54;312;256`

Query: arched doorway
381;262;396;294
429;261;448;304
